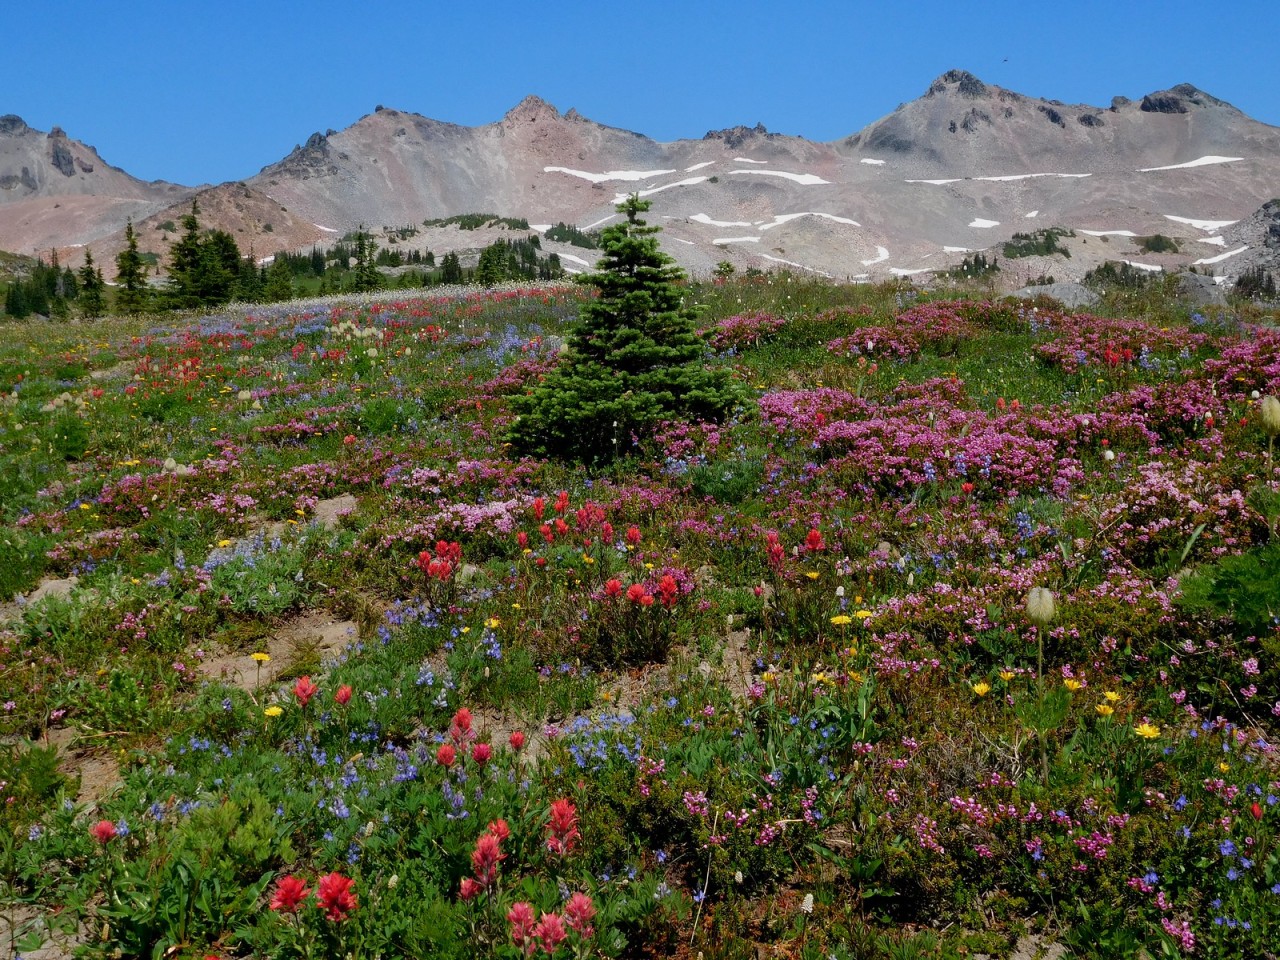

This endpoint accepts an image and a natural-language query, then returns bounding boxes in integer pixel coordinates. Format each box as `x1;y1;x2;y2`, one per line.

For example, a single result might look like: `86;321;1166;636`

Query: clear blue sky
5;0;1278;186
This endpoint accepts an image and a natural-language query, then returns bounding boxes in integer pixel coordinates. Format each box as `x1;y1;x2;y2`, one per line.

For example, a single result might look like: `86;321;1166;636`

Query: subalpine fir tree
78;249;106;318
114;219;149;314
507;195;739;463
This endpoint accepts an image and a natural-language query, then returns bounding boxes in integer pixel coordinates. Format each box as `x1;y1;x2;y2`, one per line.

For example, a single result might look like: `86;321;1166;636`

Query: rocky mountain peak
0;115;30;136
927;70;990;99
703;122;771;149
1140;83;1235;114
503;95;561;125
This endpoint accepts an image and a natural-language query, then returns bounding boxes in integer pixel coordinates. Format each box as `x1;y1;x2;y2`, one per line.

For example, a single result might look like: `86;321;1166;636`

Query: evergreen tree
507;195;739;463
439;251;463;284
78;250;106;318
114;219;150;314
474;242;509;286
264;257;295;302
351;228;382;292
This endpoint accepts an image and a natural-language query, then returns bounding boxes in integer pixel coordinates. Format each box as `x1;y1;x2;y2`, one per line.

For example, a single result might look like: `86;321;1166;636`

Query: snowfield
545;166;676;183
1139;156;1244;172
730;170;830;185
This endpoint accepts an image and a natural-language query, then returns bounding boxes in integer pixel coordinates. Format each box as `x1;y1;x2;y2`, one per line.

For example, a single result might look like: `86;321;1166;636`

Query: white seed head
1261;396;1280;436
1025;586;1056;627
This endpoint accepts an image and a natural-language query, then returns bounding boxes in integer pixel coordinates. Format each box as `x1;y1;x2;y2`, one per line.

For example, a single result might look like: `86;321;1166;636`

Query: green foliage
1136;234;1179;254
1177;539;1280;634
1084;260;1160;290
163;202;251;309
1002;228;1073;259
946;252;999;277
422;213;531;231
474;237;564;286
544;222;598;248
508;196;740;463
1234;265;1277;301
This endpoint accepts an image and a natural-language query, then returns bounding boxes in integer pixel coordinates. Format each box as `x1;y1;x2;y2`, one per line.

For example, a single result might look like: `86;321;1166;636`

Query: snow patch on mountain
1140;156;1243;172
730;170;830;185
545;166;677;183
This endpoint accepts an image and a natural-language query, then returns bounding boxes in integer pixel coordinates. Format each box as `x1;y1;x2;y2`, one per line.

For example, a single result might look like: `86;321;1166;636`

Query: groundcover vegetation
0;273;1278;959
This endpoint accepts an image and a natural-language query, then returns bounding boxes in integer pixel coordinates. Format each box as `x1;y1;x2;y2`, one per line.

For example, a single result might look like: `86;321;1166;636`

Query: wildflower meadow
1;273;1278;959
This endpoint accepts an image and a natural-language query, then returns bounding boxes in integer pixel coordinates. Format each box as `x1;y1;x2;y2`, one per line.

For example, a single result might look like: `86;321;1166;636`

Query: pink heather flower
565;891;596;937
533;912;568;954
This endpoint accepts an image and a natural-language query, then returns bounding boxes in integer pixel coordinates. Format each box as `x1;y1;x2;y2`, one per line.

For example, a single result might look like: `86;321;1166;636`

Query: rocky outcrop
0;114;29;136
703;123;772;149
928;69;989;98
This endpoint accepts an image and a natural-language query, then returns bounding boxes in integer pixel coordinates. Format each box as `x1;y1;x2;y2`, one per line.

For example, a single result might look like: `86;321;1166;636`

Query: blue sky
5;0;1278;186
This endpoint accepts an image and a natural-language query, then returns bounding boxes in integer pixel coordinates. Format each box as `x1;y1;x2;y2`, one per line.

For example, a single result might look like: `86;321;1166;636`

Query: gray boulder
1010;282;1101;309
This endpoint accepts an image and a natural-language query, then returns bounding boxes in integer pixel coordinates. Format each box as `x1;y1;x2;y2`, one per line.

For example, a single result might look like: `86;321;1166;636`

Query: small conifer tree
507;195;739;463
114;219;150;314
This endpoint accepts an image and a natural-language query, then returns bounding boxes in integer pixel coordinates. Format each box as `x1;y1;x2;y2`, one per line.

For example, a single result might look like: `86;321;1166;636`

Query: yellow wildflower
251;652;271;663
1096;703;1114;717
1063;678;1082;692
854;609;873;619
264;706;283;718
830;614;852;626
1218;762;1230;773
217;539;233;548
805;571;820;580
999;670;1015;682
971;681;992;696
484;617;501;629
1134;722;1160;740
1104;691;1121;703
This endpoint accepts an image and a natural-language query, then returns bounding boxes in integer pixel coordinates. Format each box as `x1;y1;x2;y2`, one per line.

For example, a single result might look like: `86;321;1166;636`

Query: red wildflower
657;574;679;609
269;874;310;913
472;742;492;765
554;490;569;514
508;901;537;953
961;482;974;495
293;676;319;708
554;518;569;537
600;521;613;543
565;891;596;937
532;497;545;520
996;397;1006;411
805;528;825;552
459;876;483;901
625;525;642;546
1251;801;1264;820
604;578;623;598
517;531;529;549
546;798;580;855
436;744;457;767
533;912;568;953
471;832;506;885
626;583;652;606
334;684;353;706
764;531;785;569
90;820;117;844
487;818;511;843
540;523;554;544
509;730;526;751
316;872;357;921
453;707;473;733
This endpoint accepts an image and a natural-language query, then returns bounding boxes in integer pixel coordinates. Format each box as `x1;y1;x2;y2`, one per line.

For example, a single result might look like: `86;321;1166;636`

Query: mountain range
3;70;1279;286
